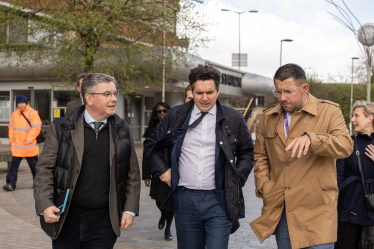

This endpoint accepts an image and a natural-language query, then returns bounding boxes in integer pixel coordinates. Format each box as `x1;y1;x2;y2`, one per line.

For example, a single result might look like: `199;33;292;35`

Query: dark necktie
93;121;104;134
148;112;208;158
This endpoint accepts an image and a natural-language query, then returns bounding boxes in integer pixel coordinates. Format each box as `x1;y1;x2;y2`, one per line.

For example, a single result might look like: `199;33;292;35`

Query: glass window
53;91;78;107
34;90;51;125
0;91;11;124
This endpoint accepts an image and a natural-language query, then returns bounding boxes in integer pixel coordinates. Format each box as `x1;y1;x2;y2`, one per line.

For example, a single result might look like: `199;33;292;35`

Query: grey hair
81;73;117;105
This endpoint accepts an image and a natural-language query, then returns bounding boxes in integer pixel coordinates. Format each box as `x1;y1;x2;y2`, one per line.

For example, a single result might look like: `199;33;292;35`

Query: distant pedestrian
144;62;254;249
33;73;141;247
65;73;87;116
250;63;353;249
335;100;374;249
3;95;42;191
142;102;174;241
184;84;193;103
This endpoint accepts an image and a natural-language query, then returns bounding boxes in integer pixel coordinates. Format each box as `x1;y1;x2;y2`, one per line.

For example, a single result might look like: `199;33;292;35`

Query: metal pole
239;13;241;70
367;48;371;103
162;0;166;102
280;41;283;67
350;59;354;135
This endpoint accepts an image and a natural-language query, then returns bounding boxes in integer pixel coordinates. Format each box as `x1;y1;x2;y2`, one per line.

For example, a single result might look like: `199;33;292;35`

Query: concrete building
0;54;273;144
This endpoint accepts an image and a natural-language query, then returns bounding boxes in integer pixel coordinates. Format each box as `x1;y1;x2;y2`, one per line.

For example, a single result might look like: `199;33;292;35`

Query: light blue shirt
84;110;107;131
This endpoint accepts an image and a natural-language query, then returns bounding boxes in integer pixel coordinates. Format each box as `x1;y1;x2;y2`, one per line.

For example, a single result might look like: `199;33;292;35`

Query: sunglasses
157;109;169;114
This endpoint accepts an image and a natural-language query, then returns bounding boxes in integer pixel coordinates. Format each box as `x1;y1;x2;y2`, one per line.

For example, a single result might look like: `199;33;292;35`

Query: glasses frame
88;91;120;99
272;84;303;98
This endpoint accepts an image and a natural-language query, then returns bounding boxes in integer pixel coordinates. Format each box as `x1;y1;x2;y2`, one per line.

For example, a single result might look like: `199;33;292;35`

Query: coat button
220;141;223;145
77;170;79;174
285;187;290;191
286;161;290;166
234;139;237;141
167;131;170;134
71;185;74;189
273;132;276;135
230;160;233;163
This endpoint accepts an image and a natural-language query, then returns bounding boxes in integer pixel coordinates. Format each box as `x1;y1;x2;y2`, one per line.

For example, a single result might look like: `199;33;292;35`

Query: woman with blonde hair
336;100;374;249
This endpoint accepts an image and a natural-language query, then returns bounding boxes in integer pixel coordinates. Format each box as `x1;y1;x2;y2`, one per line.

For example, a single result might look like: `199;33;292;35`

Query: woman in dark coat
336;100;374;249
142;102;174;241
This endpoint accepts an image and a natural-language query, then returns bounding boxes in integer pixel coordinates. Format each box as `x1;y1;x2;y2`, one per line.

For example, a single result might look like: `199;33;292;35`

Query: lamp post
280;39;293;67
350;57;360;135
221;9;258;70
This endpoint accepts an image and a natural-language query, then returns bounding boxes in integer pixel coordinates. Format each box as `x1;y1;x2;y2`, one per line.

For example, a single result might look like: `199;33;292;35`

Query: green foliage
0;0;211;94
309;83;373;124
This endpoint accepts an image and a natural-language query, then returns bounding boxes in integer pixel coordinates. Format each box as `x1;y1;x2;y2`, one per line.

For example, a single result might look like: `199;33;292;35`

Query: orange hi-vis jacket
8;104;42;157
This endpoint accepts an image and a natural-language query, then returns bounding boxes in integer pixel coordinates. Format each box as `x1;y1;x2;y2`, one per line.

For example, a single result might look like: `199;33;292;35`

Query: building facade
0;54;273;144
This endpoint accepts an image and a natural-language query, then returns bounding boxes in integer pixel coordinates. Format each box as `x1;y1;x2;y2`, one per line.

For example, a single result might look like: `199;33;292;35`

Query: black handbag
20;111;46;144
354;135;374;210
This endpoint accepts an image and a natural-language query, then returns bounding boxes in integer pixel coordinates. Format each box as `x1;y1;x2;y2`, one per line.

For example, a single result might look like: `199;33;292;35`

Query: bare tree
326;0;374;102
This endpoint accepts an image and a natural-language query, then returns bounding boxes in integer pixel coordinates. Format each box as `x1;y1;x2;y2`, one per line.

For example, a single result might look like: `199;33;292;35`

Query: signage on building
221;73;242;87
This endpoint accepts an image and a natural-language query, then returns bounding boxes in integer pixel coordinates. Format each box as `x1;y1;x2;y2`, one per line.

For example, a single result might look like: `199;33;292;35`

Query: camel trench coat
249;94;354;249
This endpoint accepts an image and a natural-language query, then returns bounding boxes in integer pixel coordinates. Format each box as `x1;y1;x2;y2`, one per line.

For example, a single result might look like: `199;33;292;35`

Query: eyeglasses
89;91;120;99
272;85;303;98
156;109;168;114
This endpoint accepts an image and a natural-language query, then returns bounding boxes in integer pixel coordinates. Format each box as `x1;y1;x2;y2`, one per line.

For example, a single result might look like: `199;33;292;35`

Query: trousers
6;156;38;188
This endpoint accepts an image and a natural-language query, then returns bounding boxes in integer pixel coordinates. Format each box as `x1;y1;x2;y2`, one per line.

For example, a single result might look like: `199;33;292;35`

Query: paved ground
0;144;277;249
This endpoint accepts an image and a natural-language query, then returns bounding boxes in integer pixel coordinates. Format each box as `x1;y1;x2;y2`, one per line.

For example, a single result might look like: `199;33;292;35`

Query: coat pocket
310;177;326;207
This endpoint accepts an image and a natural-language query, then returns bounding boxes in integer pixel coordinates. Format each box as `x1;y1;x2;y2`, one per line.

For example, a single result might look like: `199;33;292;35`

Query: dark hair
81;73;117;105
273;63;306;85
77;73;88;87
143;102;171;138
188;61;221;91
184;84;192;99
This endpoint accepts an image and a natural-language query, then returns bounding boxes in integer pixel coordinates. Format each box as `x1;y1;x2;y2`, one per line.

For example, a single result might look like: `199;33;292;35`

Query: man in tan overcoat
249;64;354;249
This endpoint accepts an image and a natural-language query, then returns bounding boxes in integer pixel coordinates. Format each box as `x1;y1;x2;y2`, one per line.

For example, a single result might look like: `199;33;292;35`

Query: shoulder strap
355;135;369;197
20;111;32;127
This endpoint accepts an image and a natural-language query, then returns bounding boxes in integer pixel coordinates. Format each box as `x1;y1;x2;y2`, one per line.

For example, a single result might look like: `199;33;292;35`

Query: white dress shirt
178;104;217;190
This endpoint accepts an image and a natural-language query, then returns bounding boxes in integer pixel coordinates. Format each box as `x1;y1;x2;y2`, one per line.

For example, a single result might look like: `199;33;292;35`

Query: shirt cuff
123;211;135;217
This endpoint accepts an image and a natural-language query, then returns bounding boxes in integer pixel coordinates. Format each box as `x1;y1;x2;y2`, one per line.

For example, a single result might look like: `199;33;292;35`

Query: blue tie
148;112;208;158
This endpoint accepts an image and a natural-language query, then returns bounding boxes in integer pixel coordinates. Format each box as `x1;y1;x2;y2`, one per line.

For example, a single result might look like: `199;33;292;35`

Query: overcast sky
194;0;374;81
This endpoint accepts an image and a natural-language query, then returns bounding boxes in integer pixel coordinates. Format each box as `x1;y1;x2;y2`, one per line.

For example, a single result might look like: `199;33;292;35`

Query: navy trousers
173;186;232;249
275;207;334;249
53;212;117;249
6;156;38;189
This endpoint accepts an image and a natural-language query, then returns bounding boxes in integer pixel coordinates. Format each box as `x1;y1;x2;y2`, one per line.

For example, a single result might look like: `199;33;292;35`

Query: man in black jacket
34;73;140;248
144;62;254;249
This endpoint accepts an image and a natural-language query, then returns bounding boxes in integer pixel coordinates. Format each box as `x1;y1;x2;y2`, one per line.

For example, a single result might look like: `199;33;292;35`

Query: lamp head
221;9;229;11
281;39;293;42
249;10;258;13
352;57;360;60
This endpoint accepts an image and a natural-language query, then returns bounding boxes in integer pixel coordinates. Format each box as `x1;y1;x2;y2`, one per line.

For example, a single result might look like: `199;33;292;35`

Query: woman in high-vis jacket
3;95;42;191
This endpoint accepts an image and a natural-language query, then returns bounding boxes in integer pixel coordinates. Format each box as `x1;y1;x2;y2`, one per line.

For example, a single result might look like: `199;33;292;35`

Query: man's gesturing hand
42;206;61;223
121;213;134;230
159;168;171;187
285;134;311;158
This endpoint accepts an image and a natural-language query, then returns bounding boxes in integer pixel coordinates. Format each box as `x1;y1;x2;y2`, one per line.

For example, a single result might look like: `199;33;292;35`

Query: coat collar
265;93;318;116
181;98;226;122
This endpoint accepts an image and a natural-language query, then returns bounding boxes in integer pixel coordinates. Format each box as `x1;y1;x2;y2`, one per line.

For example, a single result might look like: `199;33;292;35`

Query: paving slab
0;144;276;249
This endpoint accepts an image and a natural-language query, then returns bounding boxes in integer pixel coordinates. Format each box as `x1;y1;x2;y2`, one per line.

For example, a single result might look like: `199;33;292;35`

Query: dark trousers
173;186;231;249
6;156;38;189
53;212;117;249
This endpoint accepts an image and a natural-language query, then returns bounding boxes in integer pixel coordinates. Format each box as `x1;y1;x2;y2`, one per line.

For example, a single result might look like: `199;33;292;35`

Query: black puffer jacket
54;105;132;219
144;99;254;220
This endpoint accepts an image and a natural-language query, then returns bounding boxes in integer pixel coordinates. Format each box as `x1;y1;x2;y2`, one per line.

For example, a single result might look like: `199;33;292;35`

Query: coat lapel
71;113;84;167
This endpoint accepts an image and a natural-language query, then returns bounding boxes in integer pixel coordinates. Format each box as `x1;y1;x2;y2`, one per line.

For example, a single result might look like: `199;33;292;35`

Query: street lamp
280;39;293;67
350;57;360;135
221;9;258;70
